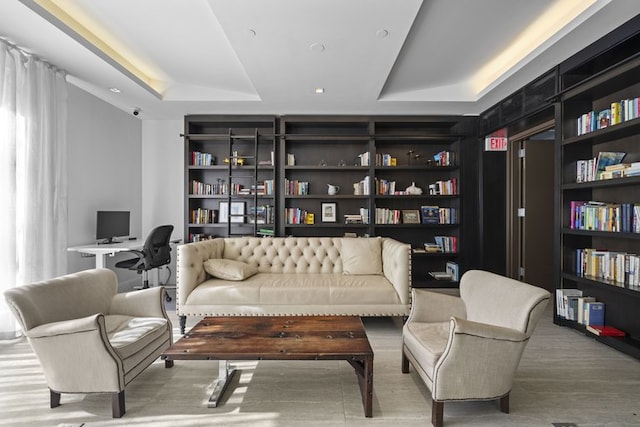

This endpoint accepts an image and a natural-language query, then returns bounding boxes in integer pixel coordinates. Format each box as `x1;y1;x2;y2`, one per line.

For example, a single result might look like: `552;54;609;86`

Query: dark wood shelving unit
182;115;278;242
278;115;476;289
555;33;640;359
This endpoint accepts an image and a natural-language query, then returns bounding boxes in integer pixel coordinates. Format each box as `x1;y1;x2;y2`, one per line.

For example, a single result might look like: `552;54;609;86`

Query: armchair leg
112;391;125;418
500;393;509;413
401;349;410;373
165;359;174;368
50;389;61;408
432;400;444;427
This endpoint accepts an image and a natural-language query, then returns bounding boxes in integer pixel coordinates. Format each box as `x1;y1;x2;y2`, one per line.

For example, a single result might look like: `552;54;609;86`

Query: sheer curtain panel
0;39;68;339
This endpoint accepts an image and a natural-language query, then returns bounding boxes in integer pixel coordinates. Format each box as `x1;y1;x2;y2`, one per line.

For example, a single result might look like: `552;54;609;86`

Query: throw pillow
203;258;258;281
341;237;383;275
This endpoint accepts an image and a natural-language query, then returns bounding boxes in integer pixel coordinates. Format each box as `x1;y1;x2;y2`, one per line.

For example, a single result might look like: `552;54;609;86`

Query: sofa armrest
110;287;168;318
176;239;224;312
408;288;466;323
381;238;411;305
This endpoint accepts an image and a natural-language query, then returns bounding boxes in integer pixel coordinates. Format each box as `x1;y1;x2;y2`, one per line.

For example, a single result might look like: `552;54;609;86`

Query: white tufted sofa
176;236;411;333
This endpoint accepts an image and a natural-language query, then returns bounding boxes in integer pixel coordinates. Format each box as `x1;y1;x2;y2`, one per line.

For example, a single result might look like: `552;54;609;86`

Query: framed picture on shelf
321;202;337;223
218;201;245;223
402;209;421;224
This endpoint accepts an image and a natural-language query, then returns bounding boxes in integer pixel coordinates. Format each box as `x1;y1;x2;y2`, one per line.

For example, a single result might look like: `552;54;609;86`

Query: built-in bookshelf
279;115;475;288
182;115;277;242
556;38;640;359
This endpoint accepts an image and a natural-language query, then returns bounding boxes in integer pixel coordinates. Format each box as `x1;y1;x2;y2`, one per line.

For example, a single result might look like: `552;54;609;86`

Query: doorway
506;121;555;293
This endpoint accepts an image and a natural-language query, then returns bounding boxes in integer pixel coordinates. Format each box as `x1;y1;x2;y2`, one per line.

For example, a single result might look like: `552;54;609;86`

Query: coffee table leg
208;360;237;408
348;356;373;417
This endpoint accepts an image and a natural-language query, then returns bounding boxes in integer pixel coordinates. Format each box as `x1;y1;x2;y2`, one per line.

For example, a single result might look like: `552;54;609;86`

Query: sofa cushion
341;237;383;275
105;315;169;360
185;273;401;306
204;258;258;281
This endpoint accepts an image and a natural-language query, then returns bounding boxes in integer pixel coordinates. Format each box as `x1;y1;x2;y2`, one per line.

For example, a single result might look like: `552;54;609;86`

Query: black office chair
115;225;174;302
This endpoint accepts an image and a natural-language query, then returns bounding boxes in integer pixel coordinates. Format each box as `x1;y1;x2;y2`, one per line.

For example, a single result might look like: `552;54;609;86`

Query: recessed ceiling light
376;29;389;38
315;88;325;94
109;87;121;93
310;43;325;53
248;29;256;37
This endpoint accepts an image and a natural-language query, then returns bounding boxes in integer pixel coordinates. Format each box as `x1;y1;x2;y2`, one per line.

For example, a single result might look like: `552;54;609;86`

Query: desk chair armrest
110;287;169;319
123;249;147;269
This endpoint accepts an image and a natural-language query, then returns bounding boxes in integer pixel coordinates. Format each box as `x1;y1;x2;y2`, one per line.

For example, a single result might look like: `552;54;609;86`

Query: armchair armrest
110;287;168;318
408;288;466;323
432;316;529;401
25;314;124;393
450;316;527;342
27;314;103;339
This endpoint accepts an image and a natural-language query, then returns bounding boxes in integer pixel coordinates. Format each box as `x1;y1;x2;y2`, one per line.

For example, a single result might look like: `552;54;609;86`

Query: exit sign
485;136;508;151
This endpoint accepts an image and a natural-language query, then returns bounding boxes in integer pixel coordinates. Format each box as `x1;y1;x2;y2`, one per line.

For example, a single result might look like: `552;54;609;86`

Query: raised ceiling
2;0;640;119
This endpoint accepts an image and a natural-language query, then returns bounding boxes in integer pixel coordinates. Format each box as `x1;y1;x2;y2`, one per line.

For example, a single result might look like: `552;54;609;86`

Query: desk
68;240;145;269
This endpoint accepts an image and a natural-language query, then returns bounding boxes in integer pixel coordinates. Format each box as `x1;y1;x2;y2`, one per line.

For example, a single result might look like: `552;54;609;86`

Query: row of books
433;151;456;166
555;289;625;336
188;233;215;243
190;208;216;224
428;178;457;195
248;205;275;225
236;180;275;196
284;179;310;195
421;206;457;224
575;248;640;288
374;208;402;224
284;207;311;224
190;151;216;166
357;151;371;166
422;236;457;253
600;162;640;179
376;153;397;167
575;151;625;182
569;201;640;233
576;97;640;136
190;180;227;195
428;261;459;281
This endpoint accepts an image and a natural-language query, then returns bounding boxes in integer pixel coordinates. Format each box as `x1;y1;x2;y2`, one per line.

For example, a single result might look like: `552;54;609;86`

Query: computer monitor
96;211;130;244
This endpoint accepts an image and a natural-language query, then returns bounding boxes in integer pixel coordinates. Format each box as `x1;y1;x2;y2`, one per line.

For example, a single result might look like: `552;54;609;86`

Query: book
586;325;625;337
429;271;453;280
446;261;459;281
555;289;582;319
420;206;440;224
578;296;596;325
585;302;605;326
594;152;625;179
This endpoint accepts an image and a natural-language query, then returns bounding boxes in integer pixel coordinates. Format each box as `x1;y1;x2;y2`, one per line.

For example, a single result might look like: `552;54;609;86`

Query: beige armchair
401;270;550;427
4;268;173;418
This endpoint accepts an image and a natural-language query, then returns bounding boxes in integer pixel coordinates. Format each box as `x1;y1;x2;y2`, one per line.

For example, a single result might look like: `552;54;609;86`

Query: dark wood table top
162;315;373;361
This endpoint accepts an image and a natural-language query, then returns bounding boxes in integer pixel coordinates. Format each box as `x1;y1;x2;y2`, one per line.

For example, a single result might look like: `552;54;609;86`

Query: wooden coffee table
161;315;374;417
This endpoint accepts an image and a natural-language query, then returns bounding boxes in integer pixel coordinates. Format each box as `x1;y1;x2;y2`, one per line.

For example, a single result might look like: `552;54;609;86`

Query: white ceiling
2;0;640;120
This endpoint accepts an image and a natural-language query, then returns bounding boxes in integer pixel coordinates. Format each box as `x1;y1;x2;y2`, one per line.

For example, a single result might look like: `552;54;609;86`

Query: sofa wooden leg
50;389;61;408
179;315;187;335
401;349;410;373
500;393;509;414
165;359;174;368
112;390;125;418
432;400;444;427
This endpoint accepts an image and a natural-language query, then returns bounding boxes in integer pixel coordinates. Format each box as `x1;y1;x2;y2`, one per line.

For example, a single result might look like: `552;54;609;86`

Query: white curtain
0;39;68;339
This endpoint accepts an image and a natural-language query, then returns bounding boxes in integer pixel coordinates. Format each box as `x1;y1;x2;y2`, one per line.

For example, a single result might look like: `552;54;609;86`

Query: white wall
141;119;184;285
66;85;143;289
